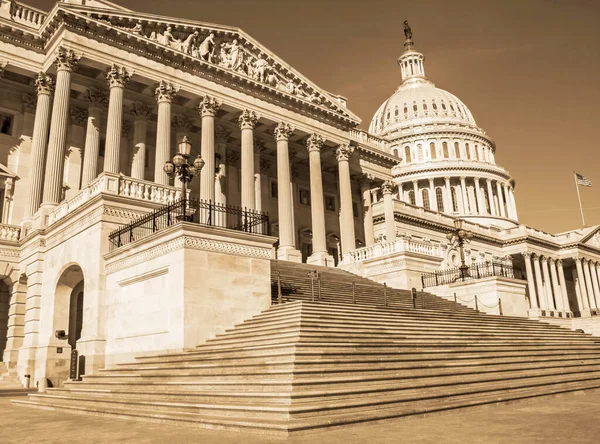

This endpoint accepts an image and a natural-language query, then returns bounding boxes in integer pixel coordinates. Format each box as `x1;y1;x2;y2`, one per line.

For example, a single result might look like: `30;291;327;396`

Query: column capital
254;137;267;154
259;159;271;174
473;176;481;182
226;149;240;165
540;255;549;264
172;114;193;132
22;93;36;114
428;178;435;185
86;87;108;108
239;109;259;130
121;120;132;137
274;121;294;141
358;173;376;187
381;180;396;195
444;176;451;181
70;107;87;126
199;95;221;117
572;256;581;263
154;80;179;103
459;176;466;181
521;251;533;259
548;257;556;265
131;101;152;120
54;46;80;72
106;64;131;88
306;133;324;152
335;143;354;162
215;125;231;143
557;258;564;266
34;72;54;96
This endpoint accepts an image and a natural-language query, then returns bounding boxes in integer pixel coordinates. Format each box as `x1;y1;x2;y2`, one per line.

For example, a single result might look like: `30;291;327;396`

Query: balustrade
0;224;20;242
9;2;46;27
347;237;443;262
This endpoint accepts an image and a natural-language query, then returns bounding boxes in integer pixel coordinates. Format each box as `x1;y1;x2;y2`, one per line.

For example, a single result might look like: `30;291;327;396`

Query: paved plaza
3;391;600;444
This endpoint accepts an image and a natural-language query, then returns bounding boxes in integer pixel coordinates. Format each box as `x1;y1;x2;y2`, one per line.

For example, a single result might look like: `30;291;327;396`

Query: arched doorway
52;264;85;385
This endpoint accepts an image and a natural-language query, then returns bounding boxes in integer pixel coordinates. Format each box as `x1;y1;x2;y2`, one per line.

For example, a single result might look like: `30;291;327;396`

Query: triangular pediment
48;2;360;127
579;226;600;250
59;0;131;12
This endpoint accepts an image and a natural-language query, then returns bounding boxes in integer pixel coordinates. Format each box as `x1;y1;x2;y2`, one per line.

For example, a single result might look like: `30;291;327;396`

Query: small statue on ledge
403;20;412;40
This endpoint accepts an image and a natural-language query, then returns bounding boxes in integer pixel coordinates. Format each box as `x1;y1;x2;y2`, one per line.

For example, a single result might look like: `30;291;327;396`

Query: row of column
397;176;517;220
572;257;600;313
522;253;570;313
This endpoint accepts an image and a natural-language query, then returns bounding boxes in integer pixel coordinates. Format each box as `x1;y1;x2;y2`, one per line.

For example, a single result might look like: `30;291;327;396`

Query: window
422;189;430;210
443;142;449;158
325;195;336;212
145;147;150;168
393;148;399;157
394;108;399;117
465;143;471;160
0;113;13;136
270;180;278;199
404;146;411;163
417;144;423;161
352;201;360;218
430;142;436;160
432;102;438;110
408;190;416;205
451;187;459;212
436;187;444;213
299;188;310;205
475;145;480;161
413;103;418;113
454;142;460;158
403;106;408;116
441;102;447;110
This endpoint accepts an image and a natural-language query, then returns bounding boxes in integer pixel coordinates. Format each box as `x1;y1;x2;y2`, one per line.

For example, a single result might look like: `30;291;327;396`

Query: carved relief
70;107;87;126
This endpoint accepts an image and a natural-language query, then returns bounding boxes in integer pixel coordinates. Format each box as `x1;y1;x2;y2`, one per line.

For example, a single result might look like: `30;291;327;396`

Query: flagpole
574;171;586;228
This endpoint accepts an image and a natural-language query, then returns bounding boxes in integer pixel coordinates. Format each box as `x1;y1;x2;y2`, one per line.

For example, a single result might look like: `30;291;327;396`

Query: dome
368;36;479;136
369;80;478;135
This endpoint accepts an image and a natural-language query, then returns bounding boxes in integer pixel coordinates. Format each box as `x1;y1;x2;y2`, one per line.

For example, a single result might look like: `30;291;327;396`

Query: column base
527;308;542;318
579;308;592;318
307;251;335;267
277;246;302;263
33;203;58;230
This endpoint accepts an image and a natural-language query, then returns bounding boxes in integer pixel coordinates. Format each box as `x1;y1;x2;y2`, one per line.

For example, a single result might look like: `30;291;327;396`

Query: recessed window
352;201;360;218
408;190;416;205
270;180;278;199
325;195;336;212
422;189;430;210
299;188;310;206
454;142;460;158
451;187;459;212
413;104;418;112
443;142;449;158
404;146;412;163
430;142;436;160
423;103;428;111
145;147;150;168
393;148;399;157
0;113;14;136
441;102;447;110
394;108;399;116
403;106;408;115
417;144;423;161
465;143;471;160
432;102;438;110
436;187;444;213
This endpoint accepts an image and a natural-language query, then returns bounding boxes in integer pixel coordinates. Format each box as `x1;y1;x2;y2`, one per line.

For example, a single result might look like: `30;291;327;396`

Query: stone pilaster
382;180;396;242
199;96;220;202
336;143;356;256
130;102;151;180
239;109;258;210
154;80;178;185
103;64;130;174
42;47;79;207
81;88;107;186
24;72;53;219
273;122;300;261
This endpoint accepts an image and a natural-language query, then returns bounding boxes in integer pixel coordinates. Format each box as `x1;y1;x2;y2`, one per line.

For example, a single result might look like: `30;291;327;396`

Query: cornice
393;163;512;182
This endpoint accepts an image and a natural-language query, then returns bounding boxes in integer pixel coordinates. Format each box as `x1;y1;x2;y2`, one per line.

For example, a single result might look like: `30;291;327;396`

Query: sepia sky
30;0;600;234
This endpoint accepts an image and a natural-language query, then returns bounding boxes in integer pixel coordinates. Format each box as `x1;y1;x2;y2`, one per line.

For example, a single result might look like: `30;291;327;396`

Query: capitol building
1;0;600;433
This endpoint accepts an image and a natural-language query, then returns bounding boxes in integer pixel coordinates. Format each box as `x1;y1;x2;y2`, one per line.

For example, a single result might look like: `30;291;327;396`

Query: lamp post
163;135;205;198
446;218;473;281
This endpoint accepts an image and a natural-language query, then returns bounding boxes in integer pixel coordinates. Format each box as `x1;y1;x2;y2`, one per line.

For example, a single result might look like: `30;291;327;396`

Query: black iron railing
108;198;269;251
421;261;524;288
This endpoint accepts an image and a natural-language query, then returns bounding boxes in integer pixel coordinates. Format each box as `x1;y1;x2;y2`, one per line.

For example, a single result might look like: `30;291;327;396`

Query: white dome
369;79;478;136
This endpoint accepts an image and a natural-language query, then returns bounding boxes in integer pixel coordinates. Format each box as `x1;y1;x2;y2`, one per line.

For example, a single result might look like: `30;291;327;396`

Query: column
360;174;375;246
130;102;151;180
154;80;178;185
460;176;469;213
382;180;396;242
486;178;496;216
473;177;484;215
306;134;333;265
428;178;438;211
582;259;595;310
80;88;107;186
574;258;590;311
239;109;258;210
541;257;555;311
496;181;506;217
509;187;518;219
214;125;230;208
274;122;300;262
103;64;130;174
42;47;79;207
522;253;538;310
532;254;546;310
254;139;263;213
336;143;356;256
413;180;422;206
549;258;563;311
24;72;53;218
557;260;570;313
444;177;452;213
199;95;220;202
588;260;600;310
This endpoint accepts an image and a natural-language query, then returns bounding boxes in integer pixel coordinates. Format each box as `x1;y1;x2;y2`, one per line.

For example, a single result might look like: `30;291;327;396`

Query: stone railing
8;1;47;28
48;173;183;226
349;129;388;151
0;223;20;242
347;237;444;262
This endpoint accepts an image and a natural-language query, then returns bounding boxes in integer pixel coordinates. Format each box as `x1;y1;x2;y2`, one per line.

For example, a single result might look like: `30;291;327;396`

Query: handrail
421;261;523;288
108;197;269;251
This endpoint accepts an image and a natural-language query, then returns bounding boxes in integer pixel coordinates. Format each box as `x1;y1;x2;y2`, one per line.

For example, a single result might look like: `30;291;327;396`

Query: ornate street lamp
446;218;474;280
163;135;205;197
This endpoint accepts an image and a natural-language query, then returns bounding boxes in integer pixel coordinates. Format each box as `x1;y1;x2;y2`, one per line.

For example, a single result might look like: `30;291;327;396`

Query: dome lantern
397;21;426;83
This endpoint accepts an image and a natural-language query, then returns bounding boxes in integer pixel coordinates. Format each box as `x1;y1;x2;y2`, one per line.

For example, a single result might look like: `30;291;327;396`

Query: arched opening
429;142;436;160
404;146;412;163
52;264;85;386
465;143;471;160
454;142;460;159
422;189;431;210
408;190;416;205
417;144;423;161
443;142;449;158
435;187;445;213
451;187;459;212
393;148;399;157
0;280;9;360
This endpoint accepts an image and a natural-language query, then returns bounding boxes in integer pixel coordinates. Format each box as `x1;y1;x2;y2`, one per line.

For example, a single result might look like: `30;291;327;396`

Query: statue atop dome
403;21;412;41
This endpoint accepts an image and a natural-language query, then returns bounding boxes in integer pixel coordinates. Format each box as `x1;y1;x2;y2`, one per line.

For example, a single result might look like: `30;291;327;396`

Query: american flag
575;173;592;187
